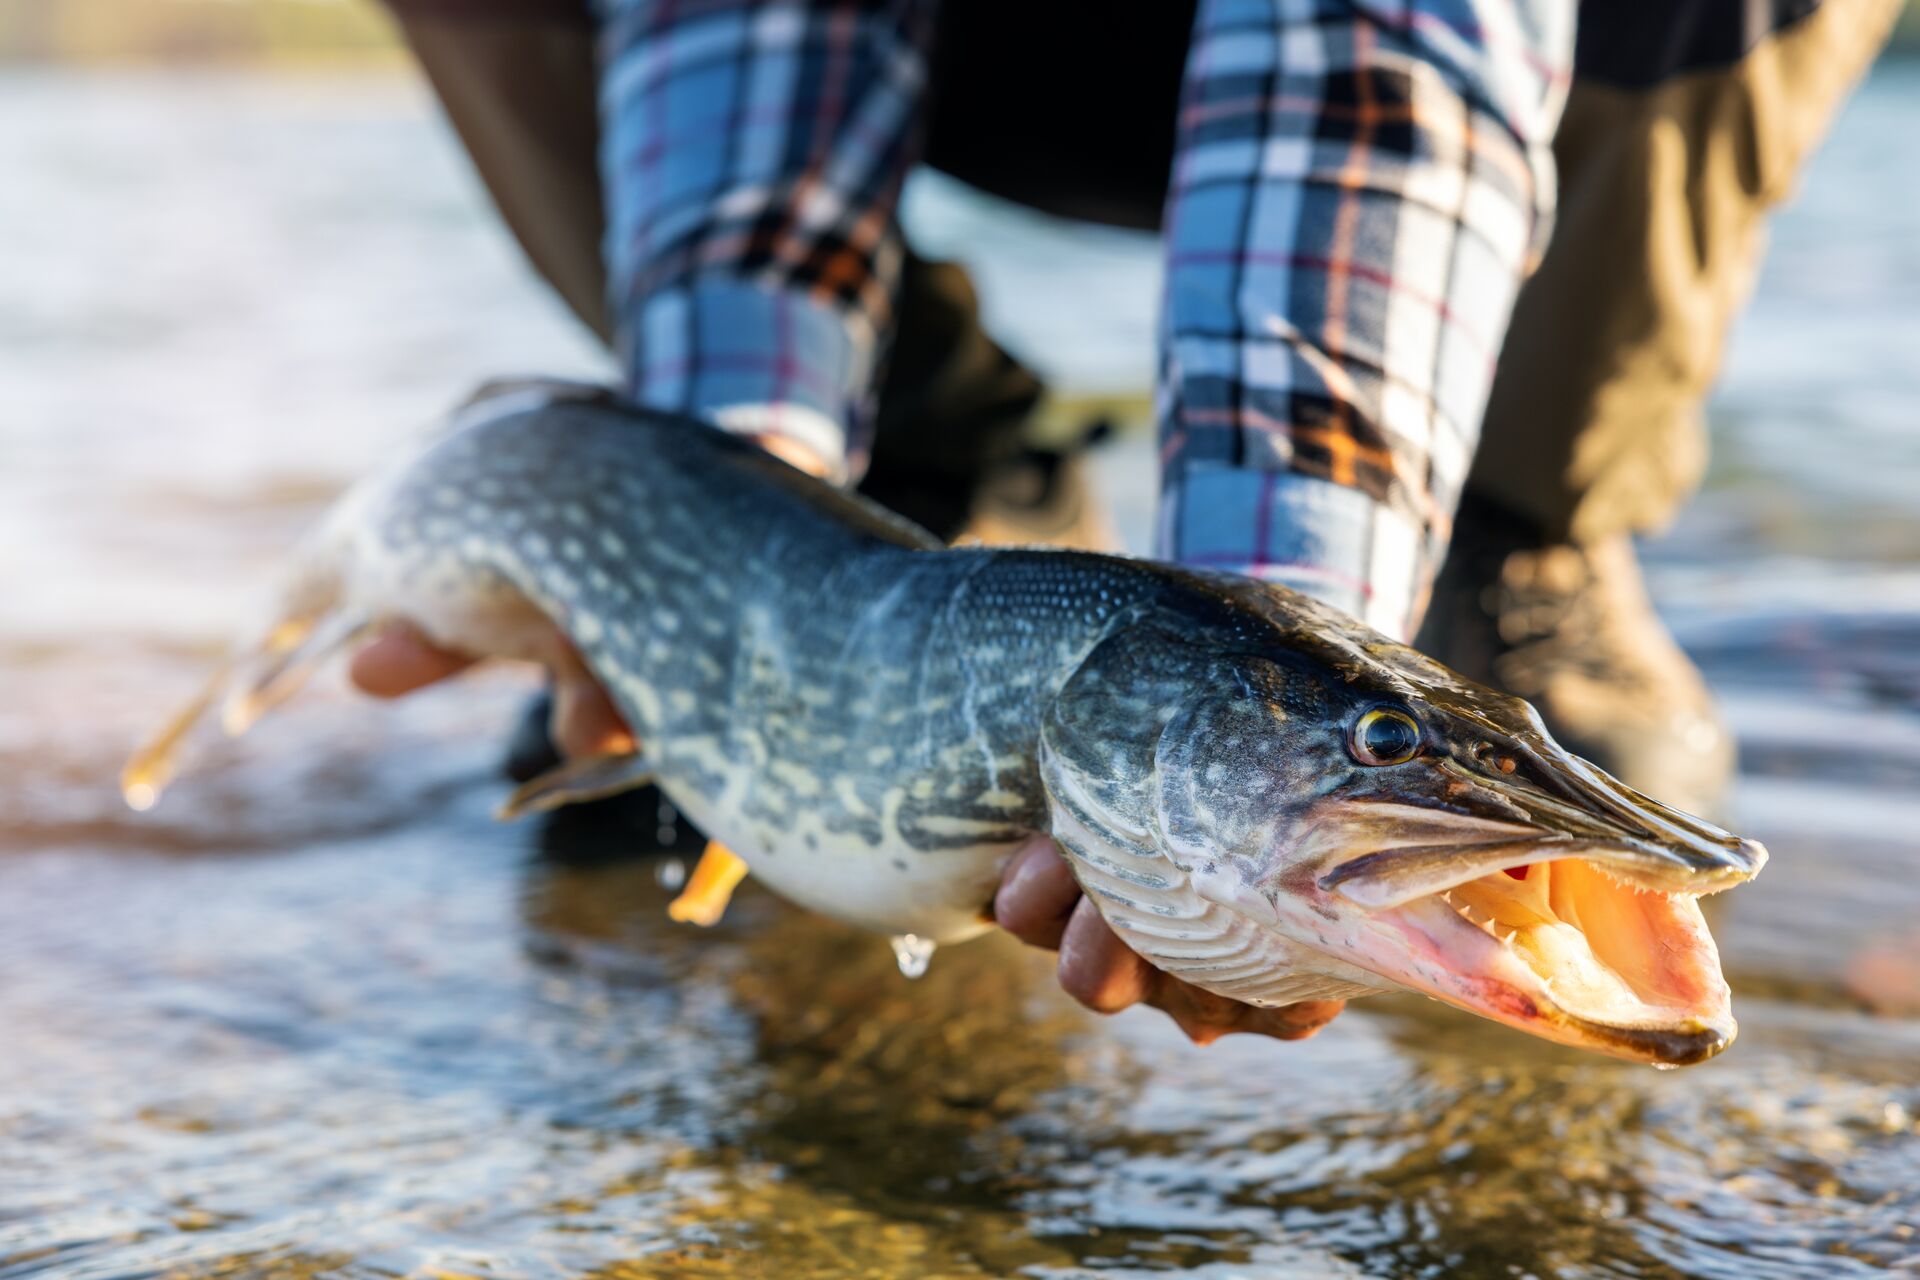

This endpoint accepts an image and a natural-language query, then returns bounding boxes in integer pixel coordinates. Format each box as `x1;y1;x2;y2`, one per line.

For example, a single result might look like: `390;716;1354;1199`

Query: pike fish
125;385;1766;1066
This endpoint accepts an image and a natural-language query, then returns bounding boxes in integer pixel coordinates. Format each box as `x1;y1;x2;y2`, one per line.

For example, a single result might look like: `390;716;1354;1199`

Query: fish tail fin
216;605;372;739
122;576;370;811
121;652;241;812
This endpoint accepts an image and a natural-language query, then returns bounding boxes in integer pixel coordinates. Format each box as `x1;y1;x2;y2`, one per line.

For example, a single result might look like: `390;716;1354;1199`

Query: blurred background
2;3;1919;1277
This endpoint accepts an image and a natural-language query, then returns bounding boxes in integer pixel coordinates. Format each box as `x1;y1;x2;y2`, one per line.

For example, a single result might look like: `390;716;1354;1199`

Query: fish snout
1504;744;1767;892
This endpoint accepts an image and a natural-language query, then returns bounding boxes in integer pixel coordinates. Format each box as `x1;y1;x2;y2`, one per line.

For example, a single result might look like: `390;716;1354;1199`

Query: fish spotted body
127;386;1766;1065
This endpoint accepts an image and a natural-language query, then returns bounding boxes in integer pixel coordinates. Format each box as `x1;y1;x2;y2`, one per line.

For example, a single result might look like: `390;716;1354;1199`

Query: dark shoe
503;688;562;784
1416;495;1735;819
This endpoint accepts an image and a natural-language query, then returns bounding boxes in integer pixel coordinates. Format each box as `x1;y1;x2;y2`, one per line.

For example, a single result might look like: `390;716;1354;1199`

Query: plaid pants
595;0;1572;638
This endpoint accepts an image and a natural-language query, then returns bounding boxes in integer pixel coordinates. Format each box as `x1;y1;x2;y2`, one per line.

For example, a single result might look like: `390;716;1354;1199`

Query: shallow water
2;66;1918;1278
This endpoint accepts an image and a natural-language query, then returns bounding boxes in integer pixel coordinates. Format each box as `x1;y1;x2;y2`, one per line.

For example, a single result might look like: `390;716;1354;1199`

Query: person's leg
1469;0;1902;545
457;0;933;788
1155;0;1575;642
399;0;1108;784
593;0;939;483
388;4;609;344
392;0;1080;548
1418;0;1902;814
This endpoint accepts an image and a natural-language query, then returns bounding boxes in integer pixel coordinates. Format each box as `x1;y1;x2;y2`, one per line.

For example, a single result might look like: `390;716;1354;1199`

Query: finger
348;624;476;698
550;675;634;759
549;647;635;759
993;837;1081;950
1145;977;1253;1047
1057;897;1154;1014
1150;978;1346;1046
1246;999;1345;1041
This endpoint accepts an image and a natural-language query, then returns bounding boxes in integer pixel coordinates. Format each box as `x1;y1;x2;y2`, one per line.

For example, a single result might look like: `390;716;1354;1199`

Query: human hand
993;837;1346;1044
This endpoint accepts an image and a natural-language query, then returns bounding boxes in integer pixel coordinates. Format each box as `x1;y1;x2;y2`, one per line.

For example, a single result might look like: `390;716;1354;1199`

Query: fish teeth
1446;898;1522;946
1594;863;1660;895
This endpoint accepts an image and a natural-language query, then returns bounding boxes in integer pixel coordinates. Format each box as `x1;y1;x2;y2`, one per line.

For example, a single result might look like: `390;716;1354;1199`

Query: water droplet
889;933;936;980
655;858;687;891
1650;1062;1678;1072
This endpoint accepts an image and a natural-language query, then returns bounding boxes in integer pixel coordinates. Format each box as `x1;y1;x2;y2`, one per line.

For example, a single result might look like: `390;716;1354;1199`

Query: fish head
1045;585;1766;1066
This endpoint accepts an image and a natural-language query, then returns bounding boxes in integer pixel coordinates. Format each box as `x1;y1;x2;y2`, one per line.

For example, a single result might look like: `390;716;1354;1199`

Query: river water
1;65;1917;1278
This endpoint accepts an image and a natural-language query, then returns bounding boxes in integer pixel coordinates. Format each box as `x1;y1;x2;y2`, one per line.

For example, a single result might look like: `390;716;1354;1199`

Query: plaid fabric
592;0;1570;637
592;0;936;482
1157;0;1572;639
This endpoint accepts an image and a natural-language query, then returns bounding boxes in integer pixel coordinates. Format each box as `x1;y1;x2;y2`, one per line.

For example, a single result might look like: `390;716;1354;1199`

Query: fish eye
1350;707;1423;766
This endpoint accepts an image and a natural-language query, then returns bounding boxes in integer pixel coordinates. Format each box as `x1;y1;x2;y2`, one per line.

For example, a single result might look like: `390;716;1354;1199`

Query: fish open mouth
1380;852;1738;1065
1312;794;1767;1066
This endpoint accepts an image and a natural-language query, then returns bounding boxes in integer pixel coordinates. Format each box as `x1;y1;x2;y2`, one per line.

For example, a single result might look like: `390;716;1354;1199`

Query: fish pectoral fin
668;841;749;927
495;750;654;820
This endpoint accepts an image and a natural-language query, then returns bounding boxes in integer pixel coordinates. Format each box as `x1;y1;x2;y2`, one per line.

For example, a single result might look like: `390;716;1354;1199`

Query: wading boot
1415;495;1735;821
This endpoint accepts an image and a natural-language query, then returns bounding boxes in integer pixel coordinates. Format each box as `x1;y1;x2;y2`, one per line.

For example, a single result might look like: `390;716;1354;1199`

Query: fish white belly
658;766;1019;945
